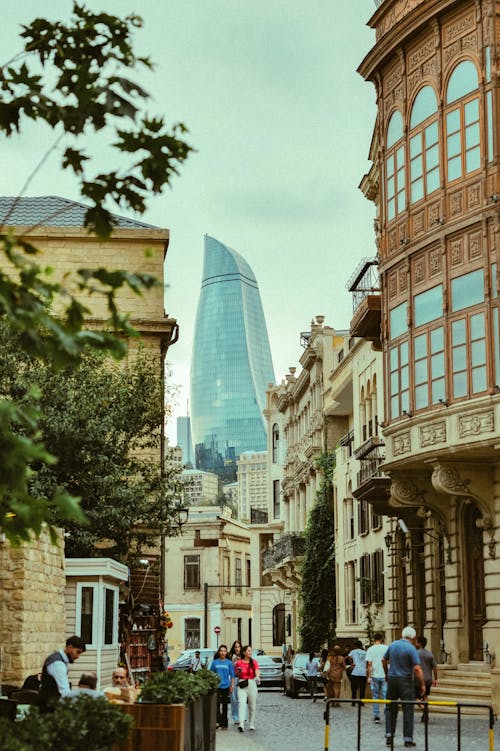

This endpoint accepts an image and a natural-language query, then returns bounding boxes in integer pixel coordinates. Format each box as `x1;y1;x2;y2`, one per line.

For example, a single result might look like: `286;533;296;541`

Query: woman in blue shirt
210;644;235;730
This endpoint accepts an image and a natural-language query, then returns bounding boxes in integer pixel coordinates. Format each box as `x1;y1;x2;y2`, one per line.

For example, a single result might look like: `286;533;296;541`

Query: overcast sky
2;1;378;443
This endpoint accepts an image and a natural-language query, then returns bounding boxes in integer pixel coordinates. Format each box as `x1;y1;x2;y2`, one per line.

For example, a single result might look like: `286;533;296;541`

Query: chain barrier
323;698;495;751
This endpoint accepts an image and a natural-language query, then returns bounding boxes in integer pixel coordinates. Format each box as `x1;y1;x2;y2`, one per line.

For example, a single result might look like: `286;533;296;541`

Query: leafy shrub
0;696;132;751
140;669;219;704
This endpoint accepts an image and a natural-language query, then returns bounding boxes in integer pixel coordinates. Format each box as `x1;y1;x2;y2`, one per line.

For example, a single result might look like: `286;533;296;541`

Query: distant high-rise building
177;415;194;466
190;235;275;481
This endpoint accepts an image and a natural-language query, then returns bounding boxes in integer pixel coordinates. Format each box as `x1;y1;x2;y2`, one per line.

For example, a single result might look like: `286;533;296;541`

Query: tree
0;324;184;561
0;3;193;544
299;450;336;652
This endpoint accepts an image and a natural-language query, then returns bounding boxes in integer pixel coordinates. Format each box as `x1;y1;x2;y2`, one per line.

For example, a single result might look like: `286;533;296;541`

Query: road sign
214;626;221;634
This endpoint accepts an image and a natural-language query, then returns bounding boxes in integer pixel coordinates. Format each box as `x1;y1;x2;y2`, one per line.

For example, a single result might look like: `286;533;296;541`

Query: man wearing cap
382;626;425;748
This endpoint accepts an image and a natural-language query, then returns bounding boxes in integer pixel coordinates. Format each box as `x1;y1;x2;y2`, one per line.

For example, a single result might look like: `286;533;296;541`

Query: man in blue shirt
383;626;425;748
210;645;235;730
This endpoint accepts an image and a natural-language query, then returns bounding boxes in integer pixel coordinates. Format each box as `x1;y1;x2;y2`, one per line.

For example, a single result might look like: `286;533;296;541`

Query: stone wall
0;531;66;684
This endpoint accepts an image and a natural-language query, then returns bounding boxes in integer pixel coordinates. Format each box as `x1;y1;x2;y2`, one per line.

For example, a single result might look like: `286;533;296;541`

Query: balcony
262;534;306;589
352;446;391;513
347;258;381;342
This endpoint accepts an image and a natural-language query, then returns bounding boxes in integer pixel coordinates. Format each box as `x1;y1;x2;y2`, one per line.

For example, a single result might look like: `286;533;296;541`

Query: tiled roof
0;196;158;230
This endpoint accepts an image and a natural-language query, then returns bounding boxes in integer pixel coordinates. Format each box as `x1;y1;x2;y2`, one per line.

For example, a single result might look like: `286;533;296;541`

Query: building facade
237;451;268;521
326;332;390;642
190;235;275;481
0;196;178;683
163;507;252;658
181;468;219;506
356;0;500;707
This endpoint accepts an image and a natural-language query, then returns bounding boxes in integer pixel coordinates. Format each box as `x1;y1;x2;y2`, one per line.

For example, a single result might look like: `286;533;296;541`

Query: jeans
385;676;415;742
370;677;387;718
351;675;367;701
230;678;239;721
216;687;230;728
307;676;318;699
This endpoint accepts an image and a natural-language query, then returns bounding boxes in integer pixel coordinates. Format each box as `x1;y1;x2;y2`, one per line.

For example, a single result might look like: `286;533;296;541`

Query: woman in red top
234;645;260;733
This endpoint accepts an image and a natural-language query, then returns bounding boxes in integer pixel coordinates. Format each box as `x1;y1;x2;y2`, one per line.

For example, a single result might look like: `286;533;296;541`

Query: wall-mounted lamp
438;398;449;407
384;532;393;550
379;421;386;429
432;217;445;226
400;237;410;246
489;195;499;203
385;520;452;563
402;409;412;418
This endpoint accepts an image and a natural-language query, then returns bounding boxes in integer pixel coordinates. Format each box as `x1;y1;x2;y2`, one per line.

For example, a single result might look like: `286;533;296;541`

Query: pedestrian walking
39;635;86;713
210;645;235;730
235;645;260;732
348;639;367;705
229;640;243;723
366;631;387;723
383;626;425;747
415;636;438;721
305;651;320;702
189;650;204;673
323;645;346;706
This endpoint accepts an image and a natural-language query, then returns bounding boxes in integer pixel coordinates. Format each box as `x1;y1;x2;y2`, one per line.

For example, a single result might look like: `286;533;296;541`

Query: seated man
63;672;104;699
103;666;132;700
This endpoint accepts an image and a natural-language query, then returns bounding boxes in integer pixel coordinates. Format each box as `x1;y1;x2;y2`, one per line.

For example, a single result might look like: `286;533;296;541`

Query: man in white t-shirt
190;651;203;672
366;632;387;723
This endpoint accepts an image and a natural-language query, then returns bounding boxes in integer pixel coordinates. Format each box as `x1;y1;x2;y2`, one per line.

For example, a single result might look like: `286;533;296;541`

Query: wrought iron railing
262;534;306;570
357;454;387;486
346;257;380;314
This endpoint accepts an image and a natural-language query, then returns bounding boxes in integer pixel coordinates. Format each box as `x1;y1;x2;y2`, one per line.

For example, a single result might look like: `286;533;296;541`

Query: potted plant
116;669;219;751
0;695;132;751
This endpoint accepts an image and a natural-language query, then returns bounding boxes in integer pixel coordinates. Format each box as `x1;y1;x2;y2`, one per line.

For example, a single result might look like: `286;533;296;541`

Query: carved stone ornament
393;432;411;456
390;478;424;507
458;411;494;438
431;464;470;497
420;421;446;447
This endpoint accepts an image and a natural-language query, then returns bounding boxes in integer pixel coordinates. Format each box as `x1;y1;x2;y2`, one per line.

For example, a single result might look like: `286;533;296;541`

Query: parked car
168;648;216;671
283;653;323;698
256;655;284;688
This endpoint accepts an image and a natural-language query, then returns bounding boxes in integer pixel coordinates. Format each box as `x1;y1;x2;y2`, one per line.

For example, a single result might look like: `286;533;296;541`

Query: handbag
238;679;249;689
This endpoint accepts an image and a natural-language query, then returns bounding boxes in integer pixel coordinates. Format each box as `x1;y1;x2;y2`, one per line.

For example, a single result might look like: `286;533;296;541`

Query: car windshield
258;656;279;666
294;654;308;668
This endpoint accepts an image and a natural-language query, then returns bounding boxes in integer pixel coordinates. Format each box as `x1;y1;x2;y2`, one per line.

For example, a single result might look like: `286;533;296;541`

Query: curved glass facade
190;236;275;481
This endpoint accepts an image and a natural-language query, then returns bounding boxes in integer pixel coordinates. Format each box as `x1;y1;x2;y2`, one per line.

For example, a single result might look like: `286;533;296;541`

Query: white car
169;648;216;671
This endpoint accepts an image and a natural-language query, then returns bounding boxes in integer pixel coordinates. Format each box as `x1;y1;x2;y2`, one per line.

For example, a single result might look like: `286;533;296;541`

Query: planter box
202;691;217;751
114;703;185;751
184;697;203;751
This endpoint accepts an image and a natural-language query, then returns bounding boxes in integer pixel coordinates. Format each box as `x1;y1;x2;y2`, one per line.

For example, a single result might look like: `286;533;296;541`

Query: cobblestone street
216;689;500;751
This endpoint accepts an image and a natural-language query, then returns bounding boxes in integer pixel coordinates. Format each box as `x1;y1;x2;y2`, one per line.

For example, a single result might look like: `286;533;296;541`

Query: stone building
163;507;252;659
237;451;268;521
252;317;346;650
325;325;391;642
181;468;219;506
0;196;177;684
356;0;500;707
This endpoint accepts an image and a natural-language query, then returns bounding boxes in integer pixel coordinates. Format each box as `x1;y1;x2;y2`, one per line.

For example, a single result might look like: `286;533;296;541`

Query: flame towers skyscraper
190;236;275;481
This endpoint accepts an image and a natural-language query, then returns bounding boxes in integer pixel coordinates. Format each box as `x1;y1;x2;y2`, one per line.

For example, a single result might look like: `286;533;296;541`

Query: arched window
409;86;439;204
386;110;405;221
272;423;279;463
445;61;480;181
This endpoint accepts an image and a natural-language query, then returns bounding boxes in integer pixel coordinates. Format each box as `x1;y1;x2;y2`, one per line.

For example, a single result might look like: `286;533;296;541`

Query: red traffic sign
214;626;221;634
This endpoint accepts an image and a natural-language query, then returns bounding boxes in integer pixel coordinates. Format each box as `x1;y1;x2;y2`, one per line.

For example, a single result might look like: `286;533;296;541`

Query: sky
2;1;378;444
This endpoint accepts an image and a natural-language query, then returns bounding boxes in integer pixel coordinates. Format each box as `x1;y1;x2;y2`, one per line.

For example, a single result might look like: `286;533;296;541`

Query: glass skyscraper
190;235;275;481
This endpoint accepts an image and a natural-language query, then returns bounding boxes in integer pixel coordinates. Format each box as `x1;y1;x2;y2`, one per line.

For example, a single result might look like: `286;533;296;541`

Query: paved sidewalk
216;690;500;750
